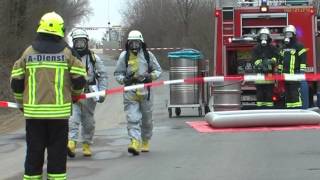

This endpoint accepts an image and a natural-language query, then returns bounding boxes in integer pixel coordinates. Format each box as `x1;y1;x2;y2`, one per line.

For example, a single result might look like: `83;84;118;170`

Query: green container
168;49;203;60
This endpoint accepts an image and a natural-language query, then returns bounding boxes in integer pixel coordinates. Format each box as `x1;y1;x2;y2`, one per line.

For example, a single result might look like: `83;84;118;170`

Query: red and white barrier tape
0;101;21;109
104;47;182;51
1;73;320;109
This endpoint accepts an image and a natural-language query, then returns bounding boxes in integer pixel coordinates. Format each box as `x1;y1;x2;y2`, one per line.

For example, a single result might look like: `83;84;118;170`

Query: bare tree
0;0;91;59
122;0;215;69
175;0;200;46
0;0;91;108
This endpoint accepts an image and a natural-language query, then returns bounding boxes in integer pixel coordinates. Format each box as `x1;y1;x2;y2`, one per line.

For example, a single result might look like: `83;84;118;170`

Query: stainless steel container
167;49;204;117
169;58;199;105
212;81;242;111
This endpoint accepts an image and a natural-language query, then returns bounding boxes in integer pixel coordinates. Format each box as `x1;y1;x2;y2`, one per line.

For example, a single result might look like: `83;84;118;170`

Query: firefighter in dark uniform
278;25;307;109
252;27;278;109
10;12;86;180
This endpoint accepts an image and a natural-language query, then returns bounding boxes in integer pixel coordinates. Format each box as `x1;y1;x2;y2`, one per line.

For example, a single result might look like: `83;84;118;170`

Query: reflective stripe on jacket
278;43;307;74
252;44;279;84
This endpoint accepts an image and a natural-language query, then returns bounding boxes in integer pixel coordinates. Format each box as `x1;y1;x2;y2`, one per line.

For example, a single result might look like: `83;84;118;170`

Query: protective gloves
123;77;133;86
123;72;135;86
143;72;152;83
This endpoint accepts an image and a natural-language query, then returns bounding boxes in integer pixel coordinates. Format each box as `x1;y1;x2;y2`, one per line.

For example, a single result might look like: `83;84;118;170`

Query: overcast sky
73;0;127;41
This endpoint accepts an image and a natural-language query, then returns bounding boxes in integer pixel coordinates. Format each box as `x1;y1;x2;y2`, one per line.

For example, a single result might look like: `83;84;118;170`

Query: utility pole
107;0;111;42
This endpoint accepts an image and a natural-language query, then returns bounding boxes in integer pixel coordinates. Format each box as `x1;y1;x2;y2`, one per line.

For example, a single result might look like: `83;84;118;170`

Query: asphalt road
1;52;320;180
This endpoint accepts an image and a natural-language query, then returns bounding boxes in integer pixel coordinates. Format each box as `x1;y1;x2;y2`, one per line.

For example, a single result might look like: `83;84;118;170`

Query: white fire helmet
284;25;296;35
258;28;270;46
258;27;271;36
71;28;89;40
284;25;296;44
128;30;144;42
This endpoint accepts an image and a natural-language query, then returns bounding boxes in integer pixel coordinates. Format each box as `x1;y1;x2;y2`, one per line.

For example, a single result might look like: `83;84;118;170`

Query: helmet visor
285;32;294;38
73;38;87;51
129;40;141;51
259;34;269;41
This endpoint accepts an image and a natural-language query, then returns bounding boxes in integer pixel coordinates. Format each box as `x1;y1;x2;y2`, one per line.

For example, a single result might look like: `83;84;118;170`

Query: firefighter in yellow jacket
10;12;86;180
252;28;278;109
278;25;307;109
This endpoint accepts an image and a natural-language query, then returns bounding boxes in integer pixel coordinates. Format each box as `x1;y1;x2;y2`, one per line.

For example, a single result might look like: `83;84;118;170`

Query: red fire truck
212;0;319;109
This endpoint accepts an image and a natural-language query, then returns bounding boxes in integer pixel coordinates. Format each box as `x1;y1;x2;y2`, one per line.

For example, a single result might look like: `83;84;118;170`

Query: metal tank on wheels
167;49;207;117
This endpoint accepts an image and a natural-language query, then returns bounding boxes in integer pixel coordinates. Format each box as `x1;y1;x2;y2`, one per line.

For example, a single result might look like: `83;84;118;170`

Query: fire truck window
223;11;233;21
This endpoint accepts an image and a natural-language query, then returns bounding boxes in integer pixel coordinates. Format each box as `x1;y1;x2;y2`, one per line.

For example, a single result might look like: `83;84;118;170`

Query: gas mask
284;32;294;44
128;40;142;54
259;34;268;46
73;38;88;52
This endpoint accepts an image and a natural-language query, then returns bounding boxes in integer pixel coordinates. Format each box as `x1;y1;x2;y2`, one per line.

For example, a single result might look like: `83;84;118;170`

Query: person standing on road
10;12;86;180
278;25;307;109
252;27;278;109
67;28;108;157
114;30;162;156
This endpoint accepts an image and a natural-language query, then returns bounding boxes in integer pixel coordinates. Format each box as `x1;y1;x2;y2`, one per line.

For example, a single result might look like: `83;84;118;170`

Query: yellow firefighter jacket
11;46;86;119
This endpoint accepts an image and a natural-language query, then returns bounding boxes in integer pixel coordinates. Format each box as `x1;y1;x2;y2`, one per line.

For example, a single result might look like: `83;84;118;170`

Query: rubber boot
82;143;92;157
141;139;149;152
128;138;140;156
67;140;76;158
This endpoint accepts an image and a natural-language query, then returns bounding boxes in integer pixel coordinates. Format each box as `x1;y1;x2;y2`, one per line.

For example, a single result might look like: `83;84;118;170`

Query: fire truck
212;0;320;110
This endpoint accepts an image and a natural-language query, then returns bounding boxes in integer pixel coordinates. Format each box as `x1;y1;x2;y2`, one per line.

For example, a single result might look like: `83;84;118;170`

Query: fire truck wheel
168;108;172;118
175;108;181;116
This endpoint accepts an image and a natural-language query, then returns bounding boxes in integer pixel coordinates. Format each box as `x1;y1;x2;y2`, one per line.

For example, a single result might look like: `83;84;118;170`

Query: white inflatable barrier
205;109;320;128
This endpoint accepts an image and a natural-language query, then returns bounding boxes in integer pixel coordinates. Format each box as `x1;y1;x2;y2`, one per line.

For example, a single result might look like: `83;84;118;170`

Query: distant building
103;25;127;50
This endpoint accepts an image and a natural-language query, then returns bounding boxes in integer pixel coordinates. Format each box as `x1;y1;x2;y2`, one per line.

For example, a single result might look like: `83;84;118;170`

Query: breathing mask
129;40;142;54
284;32;294;44
73;38;88;51
259;34;269;46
